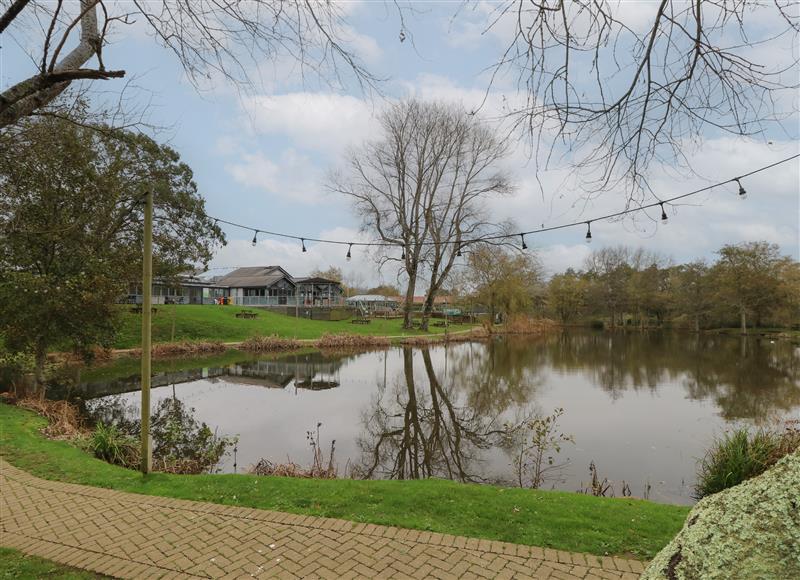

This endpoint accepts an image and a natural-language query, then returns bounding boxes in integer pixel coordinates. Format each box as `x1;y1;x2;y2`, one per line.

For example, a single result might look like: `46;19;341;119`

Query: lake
69;330;799;505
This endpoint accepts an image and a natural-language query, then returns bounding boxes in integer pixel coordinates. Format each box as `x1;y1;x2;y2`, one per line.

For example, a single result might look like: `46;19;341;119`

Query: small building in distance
123;266;344;307
346;294;400;316
215;266;344;307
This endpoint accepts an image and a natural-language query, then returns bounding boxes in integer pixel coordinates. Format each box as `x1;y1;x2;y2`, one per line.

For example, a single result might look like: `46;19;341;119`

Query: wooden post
140;190;153;474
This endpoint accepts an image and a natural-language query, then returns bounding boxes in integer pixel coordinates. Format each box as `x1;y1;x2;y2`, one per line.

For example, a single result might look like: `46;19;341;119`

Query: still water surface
78;331;800;505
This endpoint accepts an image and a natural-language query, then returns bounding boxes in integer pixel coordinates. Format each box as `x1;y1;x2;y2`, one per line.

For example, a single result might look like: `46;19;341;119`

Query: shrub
694;426;800;499
150;397;237;474
512;408;574;489
88;422;139;467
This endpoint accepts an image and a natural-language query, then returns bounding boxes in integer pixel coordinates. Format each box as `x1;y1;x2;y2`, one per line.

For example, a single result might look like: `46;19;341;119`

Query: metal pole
140;190;153;474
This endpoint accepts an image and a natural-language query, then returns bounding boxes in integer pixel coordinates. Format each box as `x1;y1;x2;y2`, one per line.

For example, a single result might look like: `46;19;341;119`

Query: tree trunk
694;314;700;333
419;288;439;331
740;308;747;335
403;274;417;329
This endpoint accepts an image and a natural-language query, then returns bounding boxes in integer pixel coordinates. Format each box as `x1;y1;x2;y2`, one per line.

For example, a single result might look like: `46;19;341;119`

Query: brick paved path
0;460;644;579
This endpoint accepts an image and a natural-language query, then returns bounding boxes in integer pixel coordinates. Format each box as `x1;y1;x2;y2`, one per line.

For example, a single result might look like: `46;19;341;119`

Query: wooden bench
235;311;258;319
351;318;371;325
433;321;449;327
130;306;158;315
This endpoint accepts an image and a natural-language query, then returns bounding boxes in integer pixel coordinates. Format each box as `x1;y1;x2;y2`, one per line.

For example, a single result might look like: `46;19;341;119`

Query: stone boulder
643;450;800;580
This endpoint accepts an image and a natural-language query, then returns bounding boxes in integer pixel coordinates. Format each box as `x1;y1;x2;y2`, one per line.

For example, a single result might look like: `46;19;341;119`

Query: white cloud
340;25;383;65
225;149;324;204
537;244;592;275
241;93;378;152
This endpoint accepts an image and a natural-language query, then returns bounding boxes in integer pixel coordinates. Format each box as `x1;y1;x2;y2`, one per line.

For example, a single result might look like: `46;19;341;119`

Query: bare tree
357;347;513;482
1;0;384;128
332;99;513;330
476;0;799;196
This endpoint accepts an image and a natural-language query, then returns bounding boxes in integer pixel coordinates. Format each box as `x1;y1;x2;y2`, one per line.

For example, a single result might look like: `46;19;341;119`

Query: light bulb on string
660;203;668;224
520;234;527;250
456;244;462;257
251;230;258;246
400;245;406;260
346;244;352;261
735;178;747;199
585;222;592;243
301;238;307;253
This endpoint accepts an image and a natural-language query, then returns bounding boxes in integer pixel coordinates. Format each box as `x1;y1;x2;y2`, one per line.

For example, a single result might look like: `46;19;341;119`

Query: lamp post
140;190;153;474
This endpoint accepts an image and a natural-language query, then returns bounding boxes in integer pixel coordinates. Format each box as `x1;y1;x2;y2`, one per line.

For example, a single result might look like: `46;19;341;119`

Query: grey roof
215;266;292;289
346;294;398;302
295;277;341;285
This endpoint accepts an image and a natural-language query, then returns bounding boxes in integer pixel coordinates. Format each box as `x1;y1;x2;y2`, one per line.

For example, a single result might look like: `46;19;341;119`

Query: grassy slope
113;305;467;348
0;548;107;579
0;404;689;559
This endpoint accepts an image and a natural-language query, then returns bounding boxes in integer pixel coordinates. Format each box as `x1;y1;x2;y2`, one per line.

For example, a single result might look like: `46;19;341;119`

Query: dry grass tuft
151;341;226;357
250;423;339;479
240;335;303;352
315;333;391;349
399;327;489;346
249;458;338;479
16;397;87;439
128;341;227;358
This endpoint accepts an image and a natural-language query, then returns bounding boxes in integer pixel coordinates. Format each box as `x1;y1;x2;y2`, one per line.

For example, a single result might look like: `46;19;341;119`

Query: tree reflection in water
537;331;800;420
355;332;799;487
357;348;528;483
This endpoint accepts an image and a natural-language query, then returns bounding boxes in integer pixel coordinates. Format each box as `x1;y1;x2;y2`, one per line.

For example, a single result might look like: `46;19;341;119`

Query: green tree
584;247;632;328
0;114;223;393
309;266;343;283
547;269;587;323
671;261;714;332
465;246;542;324
712;242;787;334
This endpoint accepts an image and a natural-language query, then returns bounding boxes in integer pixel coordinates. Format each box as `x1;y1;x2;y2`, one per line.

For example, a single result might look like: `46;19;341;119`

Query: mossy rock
643;450;800;579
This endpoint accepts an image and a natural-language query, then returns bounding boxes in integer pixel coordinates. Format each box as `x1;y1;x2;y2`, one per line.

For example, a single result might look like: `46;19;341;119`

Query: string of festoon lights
204;154;799;261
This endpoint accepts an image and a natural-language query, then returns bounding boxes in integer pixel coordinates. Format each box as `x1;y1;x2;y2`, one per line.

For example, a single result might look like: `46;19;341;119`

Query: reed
314;333;390;349
694;423;800;499
240;335;303;352
136;341;227;358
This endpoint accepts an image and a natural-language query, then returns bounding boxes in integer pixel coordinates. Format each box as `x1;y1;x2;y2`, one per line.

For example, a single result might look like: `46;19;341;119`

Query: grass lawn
0;403;689;559
0;548;107;579
113;305;472;349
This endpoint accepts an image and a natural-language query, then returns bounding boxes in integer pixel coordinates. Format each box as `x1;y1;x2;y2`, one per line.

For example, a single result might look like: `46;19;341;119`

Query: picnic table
130;306;158;315
351;318;371;325
235;310;258;319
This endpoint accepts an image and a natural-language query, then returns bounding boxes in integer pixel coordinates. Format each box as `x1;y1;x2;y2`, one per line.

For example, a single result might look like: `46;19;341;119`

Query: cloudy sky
3;1;798;286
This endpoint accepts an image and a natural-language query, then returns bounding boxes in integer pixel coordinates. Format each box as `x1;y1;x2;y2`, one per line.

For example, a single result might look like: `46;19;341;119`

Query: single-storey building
123;266;344;307
217;267;344;307
124;273;216;305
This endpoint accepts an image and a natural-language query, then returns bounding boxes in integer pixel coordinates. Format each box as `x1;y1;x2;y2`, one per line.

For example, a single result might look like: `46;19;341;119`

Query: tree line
543;243;799;333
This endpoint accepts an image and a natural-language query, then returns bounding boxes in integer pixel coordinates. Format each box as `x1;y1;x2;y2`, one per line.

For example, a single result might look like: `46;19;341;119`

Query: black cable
205;153;800;249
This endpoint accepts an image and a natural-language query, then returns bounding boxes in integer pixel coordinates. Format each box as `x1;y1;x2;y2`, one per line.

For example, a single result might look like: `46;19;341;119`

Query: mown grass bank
0;547;106;579
0;403;689;559
113;305;474;349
